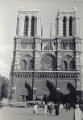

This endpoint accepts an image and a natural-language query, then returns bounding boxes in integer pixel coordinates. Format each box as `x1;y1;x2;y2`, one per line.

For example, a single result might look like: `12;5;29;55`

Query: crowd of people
33;101;60;116
32;102;83;120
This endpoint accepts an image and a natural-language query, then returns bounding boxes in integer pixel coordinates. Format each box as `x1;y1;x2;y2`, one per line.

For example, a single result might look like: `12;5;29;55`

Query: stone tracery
20;54;33;70
61;55;75;71
40;54;56;71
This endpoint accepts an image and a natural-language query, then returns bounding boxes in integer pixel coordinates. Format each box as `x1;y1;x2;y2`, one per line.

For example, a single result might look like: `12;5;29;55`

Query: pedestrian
55;103;59;116
44;103;48;115
48;102;53;114
48;102;51;114
66;102;70;111
73;104;83;120
33;103;38;114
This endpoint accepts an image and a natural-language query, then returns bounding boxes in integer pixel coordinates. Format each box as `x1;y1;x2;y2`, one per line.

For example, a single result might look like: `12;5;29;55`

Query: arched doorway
45;80;56;102
25;81;32;101
67;82;77;106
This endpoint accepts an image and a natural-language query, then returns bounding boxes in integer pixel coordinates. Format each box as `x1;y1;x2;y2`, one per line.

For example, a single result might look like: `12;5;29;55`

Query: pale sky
0;0;83;78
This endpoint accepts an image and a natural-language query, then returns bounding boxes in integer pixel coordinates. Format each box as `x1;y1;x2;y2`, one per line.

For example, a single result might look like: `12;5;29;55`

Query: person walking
73;104;83;120
55;88;61;115
55;103;59;116
44;103;48;115
33;103;38;114
48;102;51;114
48;102;53;114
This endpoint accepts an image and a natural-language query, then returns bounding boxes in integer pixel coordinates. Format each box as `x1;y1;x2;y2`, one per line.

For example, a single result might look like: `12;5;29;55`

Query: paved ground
0;106;74;120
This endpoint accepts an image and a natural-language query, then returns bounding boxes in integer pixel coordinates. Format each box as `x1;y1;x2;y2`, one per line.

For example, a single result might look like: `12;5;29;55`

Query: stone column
55;18;58;36
19;16;25;37
28;16;31;37
74;11;80;36
76;17;80;37
36;16;41;37
75;39;80;71
16;16;19;36
57;39;61;51
34;17;37;36
58;15;63;36
66;16;69;36
57;39;61;70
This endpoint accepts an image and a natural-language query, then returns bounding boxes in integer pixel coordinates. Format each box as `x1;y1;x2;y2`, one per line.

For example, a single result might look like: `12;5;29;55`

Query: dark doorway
67;82;77;107
46;80;56;102
25;81;32;101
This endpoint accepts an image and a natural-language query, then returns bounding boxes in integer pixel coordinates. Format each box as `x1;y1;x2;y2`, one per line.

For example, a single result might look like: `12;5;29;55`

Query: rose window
41;55;56;71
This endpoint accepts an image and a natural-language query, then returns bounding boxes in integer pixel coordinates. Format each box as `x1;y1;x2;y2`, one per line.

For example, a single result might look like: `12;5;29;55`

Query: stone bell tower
16;10;41;37
8;10;41;100
55;8;81;89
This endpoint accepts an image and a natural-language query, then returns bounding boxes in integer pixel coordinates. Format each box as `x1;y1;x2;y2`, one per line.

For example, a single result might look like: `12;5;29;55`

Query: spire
50;22;52;37
16;16;19;36
41;25;43;37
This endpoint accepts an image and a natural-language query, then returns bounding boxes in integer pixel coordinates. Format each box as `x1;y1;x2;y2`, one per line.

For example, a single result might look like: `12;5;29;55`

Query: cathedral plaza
0;106;74;120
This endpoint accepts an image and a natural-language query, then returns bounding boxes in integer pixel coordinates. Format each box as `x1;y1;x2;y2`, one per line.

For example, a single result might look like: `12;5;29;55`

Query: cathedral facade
8;9;81;101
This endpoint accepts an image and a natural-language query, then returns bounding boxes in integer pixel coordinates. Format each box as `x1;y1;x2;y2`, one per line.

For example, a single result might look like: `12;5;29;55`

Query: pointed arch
64;61;68;70
46;80;56;93
70;59;75;70
31;16;35;36
20;54;33;70
46;80;56;101
31;16;37;36
21;59;27;70
25;81;32;100
24;16;29;36
63;16;67;36
69;16;72;36
67;82;77;104
61;55;75;71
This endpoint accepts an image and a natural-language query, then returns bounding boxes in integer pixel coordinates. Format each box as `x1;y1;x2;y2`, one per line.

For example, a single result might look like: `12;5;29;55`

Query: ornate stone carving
20;54;33;70
40;54;56;71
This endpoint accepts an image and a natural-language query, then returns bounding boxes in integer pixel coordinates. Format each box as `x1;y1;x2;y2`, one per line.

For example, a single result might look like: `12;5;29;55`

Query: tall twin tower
8;8;81;101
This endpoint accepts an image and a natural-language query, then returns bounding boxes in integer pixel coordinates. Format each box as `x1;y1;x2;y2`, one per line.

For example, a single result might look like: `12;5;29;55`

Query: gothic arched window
20;55;33;70
21;59;27;70
69;16;72;36
41;42;42;50
31;16;35;36
24;16;29;36
62;42;67;50
70;60;75;70
70;42;74;50
63;16;67;36
62;55;75;71
64;61;68;70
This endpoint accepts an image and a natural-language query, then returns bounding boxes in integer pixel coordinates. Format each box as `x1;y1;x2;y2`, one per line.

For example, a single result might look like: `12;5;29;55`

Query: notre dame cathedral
8;8;81;101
